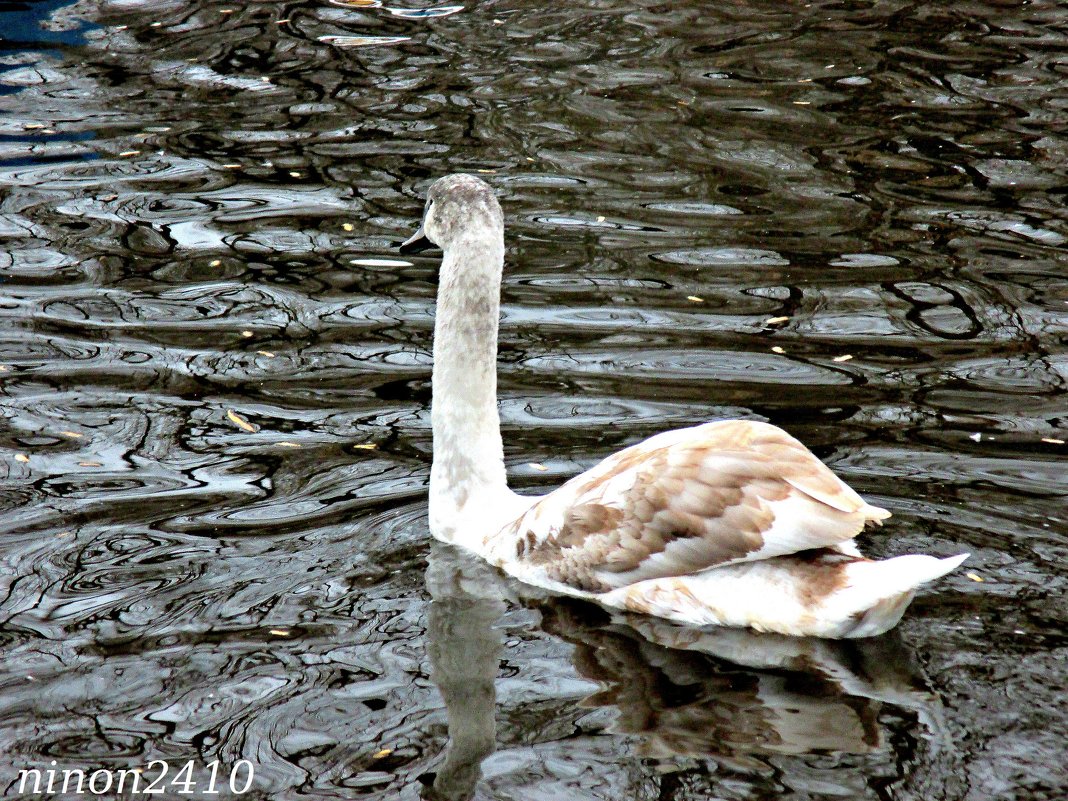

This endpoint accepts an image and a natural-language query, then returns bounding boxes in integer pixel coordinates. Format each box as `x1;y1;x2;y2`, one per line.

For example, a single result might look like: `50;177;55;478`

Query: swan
399;173;967;638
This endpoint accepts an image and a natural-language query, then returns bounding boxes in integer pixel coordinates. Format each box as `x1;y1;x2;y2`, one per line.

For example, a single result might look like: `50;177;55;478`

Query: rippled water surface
1;1;1066;799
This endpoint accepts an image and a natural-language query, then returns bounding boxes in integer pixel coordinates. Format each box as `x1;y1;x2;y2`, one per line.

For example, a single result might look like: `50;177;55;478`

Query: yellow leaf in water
527;463;548;471
342;223;354;232
60;431;83;439
227;410;257;433
966;572;984;582
477;169;497;174
222;164;242;169
289;171;302;178
209;260;222;267
353;443;377;450
372;749;393;759
15;454;29;463
764;316;790;325
79;461;102;467
832;354;854;362
686;296;704;303
277;442;301;448
241;331;253;338
1041;437;1065;445
269;629;290;636
596;215;606;223
771;346;786;354
257;350;276;357
118;151;140;157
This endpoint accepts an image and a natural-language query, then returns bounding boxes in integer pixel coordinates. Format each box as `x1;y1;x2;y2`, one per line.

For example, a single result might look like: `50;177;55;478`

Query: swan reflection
423;542;943;798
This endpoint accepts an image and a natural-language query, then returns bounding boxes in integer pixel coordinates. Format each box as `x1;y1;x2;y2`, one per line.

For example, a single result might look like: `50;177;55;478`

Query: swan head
399;173;503;255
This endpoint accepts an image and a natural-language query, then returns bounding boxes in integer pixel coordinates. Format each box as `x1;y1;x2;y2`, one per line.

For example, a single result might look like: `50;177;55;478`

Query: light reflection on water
0;1;1065;799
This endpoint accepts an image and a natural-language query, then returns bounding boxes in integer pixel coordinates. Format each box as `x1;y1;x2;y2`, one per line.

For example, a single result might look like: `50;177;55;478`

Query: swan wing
499;420;889;593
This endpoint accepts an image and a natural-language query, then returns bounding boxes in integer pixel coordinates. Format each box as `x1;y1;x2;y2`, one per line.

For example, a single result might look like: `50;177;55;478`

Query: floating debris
222;164;242;169
118;150;141;157
269;629;290;636
686;296;704;303
350;258;412;267
969;432;982;442
342;223;354;231
771;346;786;354
966;572;984;582
79;461;102;467
477;169;497;174
15;454;29;463
372;749;393;759
596;215;606;223
289;171;302;178
386;5;464;19
527;462;548;471
59;431;83;439
353;443;378;450
318;35;411;48
330;0;382;7
277;441;301;448
257;350;276;358
241;330;253;338
764;316;790;325
209;259;222;267
1041;437;1065;445
832;354;853;362
227;410;257;433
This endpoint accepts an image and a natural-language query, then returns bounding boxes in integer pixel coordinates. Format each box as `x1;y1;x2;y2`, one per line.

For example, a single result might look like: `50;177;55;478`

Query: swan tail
598;552;969;639
820;553;970;638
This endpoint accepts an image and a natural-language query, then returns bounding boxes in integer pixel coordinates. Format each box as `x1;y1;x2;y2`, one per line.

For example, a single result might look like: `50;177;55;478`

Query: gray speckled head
400;174;502;254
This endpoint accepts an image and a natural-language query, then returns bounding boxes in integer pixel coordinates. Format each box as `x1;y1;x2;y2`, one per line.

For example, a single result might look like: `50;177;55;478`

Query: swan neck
430;232;509;537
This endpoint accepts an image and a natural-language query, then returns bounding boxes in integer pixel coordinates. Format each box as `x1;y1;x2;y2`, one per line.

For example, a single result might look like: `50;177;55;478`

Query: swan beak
399;225;435;254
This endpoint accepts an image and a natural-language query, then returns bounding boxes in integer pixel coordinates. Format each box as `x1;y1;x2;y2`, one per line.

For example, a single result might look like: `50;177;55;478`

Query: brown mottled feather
503;420;884;592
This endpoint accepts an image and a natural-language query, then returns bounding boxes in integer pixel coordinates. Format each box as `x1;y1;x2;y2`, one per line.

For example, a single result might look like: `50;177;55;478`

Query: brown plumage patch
507;420;874;593
790;548;865;608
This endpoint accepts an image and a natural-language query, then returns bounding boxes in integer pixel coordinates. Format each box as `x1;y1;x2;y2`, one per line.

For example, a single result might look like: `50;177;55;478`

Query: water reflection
424;543;948;799
422;543;505;801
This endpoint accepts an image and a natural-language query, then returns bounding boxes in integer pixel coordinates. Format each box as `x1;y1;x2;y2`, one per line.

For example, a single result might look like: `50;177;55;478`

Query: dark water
1;0;1066;798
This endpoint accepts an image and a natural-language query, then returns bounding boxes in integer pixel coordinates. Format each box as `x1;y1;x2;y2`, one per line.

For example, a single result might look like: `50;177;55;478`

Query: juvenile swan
400;173;967;638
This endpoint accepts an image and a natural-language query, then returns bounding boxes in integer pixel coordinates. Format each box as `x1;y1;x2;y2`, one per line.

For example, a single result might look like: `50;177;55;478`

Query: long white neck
429;231;517;542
